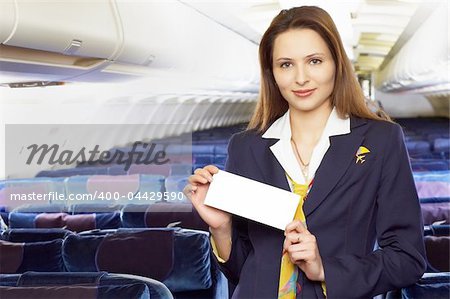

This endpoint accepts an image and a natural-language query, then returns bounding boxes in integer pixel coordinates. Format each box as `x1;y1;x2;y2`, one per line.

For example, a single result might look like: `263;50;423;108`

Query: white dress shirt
262;107;350;186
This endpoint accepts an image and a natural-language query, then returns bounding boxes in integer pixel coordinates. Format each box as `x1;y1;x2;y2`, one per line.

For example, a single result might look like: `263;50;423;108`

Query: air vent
6;81;65;88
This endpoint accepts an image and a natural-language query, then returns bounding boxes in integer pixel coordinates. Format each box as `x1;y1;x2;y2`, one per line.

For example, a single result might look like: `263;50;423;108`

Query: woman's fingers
284;225;325;282
187;165;219;186
182;184;197;198
289;250;317;264
188;173;209;185
183;183;197;192
193;167;215;183
204;164;219;174
283;221;310;251
283;232;315;250
283;236;292;251
185;165;219;203
286;238;319;262
286;237;316;252
285;232;302;245
285;220;308;235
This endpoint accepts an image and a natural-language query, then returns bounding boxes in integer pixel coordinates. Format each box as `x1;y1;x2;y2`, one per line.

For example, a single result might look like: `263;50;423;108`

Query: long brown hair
248;6;391;132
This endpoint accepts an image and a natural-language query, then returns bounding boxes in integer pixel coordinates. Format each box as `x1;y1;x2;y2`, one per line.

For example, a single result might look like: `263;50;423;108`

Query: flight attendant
184;6;426;298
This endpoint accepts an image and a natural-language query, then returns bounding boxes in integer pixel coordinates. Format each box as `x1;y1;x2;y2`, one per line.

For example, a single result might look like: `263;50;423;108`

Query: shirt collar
261;107;350;184
262;107;350;140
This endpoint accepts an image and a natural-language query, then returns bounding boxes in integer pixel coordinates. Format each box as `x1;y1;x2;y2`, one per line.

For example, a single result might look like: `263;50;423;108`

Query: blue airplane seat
2;178;66;210
0;271;172;299
434;138;450;154
406;140;431;156
214;144;229;155
402;272;450;299
413;171;450;199
424;235;449;272
164;175;189;202
68;203;123;214
193;154;214;166
107;165;129;175
412;160;449;171
12;204;68;213
1;228;74;243
169;164;192;176
8;212;121;232
36;167;109;178
62;228;226;298
0;239;65;273
423;225;450;237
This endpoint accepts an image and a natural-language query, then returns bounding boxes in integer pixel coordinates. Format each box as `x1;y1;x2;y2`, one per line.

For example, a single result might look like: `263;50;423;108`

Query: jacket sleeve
217;134;253;286
322;123;427;298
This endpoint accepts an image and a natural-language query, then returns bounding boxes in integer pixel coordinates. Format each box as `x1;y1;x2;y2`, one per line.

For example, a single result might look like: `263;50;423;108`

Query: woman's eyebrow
305;52;325;58
275;57;293;62
275;53;326;62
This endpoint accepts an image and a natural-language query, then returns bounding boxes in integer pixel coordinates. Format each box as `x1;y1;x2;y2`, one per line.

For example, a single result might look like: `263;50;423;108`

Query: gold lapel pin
356;146;370;164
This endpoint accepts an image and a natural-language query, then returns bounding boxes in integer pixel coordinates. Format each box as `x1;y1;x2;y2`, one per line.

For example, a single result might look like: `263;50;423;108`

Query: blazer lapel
303;117;368;217
249;137;290;191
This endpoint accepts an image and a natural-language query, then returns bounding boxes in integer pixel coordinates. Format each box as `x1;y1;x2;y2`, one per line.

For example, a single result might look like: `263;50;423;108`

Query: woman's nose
295;65;310;86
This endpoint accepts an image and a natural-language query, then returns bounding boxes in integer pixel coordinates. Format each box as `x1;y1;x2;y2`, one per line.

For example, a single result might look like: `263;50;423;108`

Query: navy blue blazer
219;117;426;299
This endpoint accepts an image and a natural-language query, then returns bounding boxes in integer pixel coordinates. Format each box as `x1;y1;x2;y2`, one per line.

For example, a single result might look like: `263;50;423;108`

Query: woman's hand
183;165;232;230
184;165;233;261
284;220;325;281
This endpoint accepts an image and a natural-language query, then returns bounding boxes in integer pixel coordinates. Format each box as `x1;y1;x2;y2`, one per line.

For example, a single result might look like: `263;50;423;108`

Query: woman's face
272;28;336;114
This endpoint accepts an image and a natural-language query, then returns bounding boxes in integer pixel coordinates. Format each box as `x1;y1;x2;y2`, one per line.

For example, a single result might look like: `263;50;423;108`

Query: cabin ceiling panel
0;0;446;96
225;0;423;76
351;0;420;75
376;2;449;94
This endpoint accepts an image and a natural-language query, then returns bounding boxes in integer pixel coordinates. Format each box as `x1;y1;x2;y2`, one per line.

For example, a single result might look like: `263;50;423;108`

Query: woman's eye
310;58;322;65
280;62;292;68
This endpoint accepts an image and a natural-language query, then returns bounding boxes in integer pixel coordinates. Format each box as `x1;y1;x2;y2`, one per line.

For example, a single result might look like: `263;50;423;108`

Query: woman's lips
292;88;316;97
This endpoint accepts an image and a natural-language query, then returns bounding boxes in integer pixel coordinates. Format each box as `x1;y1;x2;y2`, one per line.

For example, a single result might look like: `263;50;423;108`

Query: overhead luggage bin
1;0;120;59
0;0;259;86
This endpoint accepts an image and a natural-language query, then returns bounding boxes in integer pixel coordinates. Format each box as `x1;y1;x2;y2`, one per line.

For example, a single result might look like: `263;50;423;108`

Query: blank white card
204;170;299;230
